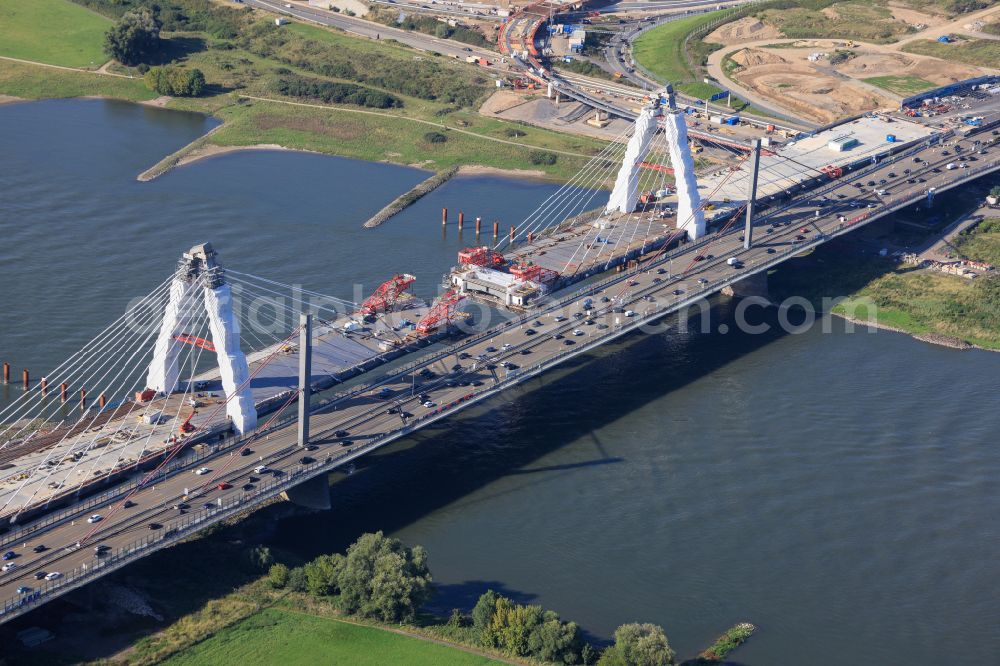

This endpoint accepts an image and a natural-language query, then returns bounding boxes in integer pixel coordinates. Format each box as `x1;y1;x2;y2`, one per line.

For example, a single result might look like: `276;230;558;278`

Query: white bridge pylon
605;86;705;241
146;243;257;434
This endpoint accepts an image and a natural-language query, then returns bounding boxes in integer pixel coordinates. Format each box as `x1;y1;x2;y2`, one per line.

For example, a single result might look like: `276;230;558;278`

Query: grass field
862;75;936;95
768;243;1000;350
901;37;1000;68
160;608;506;666
633;13;722;86
0;0;110;68
208;98;598;180
0;0;608;182
632;10;784;119
954;218;1000;266
0;58;155;101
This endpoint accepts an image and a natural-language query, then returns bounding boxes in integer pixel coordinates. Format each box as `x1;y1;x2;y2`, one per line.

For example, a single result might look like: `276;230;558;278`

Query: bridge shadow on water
2;297;807;660
270;296;802;595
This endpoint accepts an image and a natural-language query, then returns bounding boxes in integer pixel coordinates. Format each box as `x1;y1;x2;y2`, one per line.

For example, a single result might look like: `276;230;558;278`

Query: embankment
363;167;457;228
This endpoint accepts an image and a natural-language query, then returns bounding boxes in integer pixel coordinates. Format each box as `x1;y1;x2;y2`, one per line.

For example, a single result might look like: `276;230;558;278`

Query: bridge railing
0;454;342;621
5;147;998;615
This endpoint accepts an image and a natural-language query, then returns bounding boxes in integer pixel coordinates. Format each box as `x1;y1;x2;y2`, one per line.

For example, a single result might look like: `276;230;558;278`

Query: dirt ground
725;41;981;121
479;90;634;140
886;3;949;30
705;17;783;45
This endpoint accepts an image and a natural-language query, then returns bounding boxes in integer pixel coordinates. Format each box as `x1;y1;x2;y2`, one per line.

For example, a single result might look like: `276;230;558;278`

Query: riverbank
767;237;1000;352
833;311;990;352
0;0;607;184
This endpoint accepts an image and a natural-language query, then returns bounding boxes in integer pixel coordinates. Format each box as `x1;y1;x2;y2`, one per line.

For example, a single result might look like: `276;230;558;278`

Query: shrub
287;566;308;593
529;150;558;166
472;589;583;664
144;66;206;96
424;131;448;143
271;74;403;109
267;563;290;589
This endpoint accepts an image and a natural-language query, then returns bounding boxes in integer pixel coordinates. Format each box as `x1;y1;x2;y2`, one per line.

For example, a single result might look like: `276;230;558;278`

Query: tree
287;566;308;593
528;611;584;664
472;589;500;640
303;553;345;597
104;7;161;66
990;185;1000;198
597;623;675;666
474;590;583;663
336;531;432;623
267;562;290;589
144;66;207;97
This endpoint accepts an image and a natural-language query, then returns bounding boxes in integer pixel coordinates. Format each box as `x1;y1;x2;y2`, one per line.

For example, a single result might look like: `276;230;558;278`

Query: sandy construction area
725;42;982;122
705;17;782;45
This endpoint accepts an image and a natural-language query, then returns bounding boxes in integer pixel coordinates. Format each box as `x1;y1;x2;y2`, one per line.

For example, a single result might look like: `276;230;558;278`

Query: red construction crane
509;262;559;284
458;246;506;269
358;273;416;315
174;333;216;352
638;161;674;174
416;291;466;335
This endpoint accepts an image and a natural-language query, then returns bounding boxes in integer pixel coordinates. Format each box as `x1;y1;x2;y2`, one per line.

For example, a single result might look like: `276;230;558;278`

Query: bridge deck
0;301;431;517
1;128;998;623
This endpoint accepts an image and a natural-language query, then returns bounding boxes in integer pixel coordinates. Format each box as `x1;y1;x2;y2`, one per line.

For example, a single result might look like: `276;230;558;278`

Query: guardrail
0;133;974;546
3;149;998;621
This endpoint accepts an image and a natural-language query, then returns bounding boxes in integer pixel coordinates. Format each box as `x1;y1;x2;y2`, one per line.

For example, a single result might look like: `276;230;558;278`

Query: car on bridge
44;572;61;581
87;514;103;524
2;563;16;572
2;551;15;561
195;467;211;475
253;465;270;474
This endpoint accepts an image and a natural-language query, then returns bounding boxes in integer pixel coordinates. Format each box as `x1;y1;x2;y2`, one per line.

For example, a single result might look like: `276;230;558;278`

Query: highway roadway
598;11;815;130
2;130;997;618
245;0;500;61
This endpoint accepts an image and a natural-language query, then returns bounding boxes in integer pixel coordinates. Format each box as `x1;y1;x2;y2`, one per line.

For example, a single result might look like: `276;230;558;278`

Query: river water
2;99;999;665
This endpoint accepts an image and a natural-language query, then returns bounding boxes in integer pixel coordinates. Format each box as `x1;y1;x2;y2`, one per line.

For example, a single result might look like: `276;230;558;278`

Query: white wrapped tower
145;243;257;434
146;277;197;395
661;87;704;240
606;99;661;215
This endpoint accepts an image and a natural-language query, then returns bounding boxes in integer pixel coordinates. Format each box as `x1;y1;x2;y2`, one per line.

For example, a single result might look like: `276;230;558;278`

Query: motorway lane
600;13;814;130
246;0;498;60
1;134;996;610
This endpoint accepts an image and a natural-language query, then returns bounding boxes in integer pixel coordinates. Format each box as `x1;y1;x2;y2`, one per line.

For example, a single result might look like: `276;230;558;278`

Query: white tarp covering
606;106;659;215
146;277;196;395
663;109;704;240
204;284;257;433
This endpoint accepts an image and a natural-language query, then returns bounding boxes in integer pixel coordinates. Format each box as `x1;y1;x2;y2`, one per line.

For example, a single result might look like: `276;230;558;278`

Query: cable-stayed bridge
1;92;998;622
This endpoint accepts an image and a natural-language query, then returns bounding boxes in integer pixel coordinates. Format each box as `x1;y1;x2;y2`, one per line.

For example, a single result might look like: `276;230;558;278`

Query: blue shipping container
886;134;896;142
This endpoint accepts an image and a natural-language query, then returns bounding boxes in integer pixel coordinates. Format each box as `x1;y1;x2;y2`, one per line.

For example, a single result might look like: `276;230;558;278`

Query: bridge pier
722;271;771;303
281;474;331;511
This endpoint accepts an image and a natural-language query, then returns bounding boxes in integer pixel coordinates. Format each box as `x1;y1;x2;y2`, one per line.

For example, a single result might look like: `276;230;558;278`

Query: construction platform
0;298;438;519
